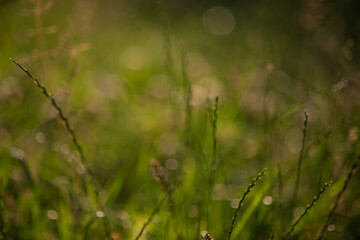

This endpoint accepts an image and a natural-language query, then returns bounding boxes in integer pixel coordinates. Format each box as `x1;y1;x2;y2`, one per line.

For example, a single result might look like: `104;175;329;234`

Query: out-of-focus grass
1;0;360;239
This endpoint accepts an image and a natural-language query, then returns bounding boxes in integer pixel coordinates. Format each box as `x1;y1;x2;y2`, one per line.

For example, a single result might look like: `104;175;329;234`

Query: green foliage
1;1;360;240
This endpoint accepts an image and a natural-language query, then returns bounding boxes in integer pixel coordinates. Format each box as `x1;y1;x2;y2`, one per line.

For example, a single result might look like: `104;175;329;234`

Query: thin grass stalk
181;46;192;150
290;110;308;221
293;111;308;200
0;203;5;240
13;156;41;239
277;163;286;230
299;75;348;118
134;193;170;240
307;116;347;153
150;159;175;214
82;217;97;240
316;155;360;240
155;0;173;77
33;0;51;79
205;97;218;228
208;96;219;188
227;168;267;240
0;227;5;240
269;231;275;240
10;58;111;238
10;59;88;172
333;137;359;181
196;209;202;240
285;181;332;239
262;63;272;164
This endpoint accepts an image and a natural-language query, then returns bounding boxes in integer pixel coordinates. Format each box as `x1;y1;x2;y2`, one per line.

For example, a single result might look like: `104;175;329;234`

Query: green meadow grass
1;1;360;240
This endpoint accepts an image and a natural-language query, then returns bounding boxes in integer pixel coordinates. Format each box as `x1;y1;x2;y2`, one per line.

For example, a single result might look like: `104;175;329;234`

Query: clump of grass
316;155;360;240
227;168;267;240
285;181;333;239
9;58;111;238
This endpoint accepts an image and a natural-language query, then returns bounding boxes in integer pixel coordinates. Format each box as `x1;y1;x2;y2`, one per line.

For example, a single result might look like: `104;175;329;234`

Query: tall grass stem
285;181;332;238
208;97;219;188
135;191;174;240
291;110;308;220
316;155;360;240
10;58;111;239
227;168;267;240
181;47;192;150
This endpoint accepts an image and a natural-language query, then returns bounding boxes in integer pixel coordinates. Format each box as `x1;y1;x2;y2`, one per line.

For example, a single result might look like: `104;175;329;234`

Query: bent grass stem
10;58;111;239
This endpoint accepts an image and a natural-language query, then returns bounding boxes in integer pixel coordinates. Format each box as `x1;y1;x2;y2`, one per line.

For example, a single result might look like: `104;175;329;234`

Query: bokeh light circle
203;6;235;36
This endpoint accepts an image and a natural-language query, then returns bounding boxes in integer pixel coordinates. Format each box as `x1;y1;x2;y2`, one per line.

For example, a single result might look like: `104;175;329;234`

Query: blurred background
1;0;360;239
